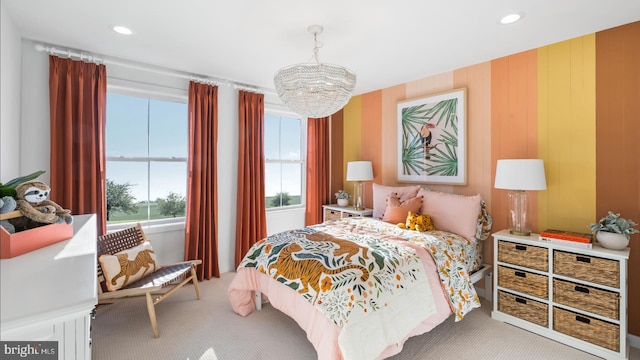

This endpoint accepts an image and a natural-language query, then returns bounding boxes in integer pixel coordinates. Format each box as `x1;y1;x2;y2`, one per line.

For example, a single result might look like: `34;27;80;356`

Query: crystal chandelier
274;25;356;118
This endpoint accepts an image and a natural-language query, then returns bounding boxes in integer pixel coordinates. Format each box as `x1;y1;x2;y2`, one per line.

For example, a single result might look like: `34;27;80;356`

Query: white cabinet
492;230;629;360
1;214;97;360
322;204;373;222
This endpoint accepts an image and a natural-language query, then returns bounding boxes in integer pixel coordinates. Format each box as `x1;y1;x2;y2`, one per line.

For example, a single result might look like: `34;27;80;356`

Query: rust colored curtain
305;117;331;225
185;82;219;280
49;56;107;235
234;91;267;267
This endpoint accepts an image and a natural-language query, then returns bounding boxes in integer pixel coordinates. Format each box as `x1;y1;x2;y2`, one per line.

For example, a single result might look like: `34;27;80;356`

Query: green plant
589;211;639;240
0;170;46;198
335;190;350;200
156;192;186;217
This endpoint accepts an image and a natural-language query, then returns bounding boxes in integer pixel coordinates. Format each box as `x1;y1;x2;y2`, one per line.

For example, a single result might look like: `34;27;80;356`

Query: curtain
305;117;331;225
49;56;107;235
234;91;267;267
185;81;220;280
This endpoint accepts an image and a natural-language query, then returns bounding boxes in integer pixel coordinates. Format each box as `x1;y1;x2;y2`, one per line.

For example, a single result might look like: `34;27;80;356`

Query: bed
228;186;492;360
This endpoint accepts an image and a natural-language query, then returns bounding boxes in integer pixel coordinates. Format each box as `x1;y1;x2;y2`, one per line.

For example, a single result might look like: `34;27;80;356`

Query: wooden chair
96;224;201;338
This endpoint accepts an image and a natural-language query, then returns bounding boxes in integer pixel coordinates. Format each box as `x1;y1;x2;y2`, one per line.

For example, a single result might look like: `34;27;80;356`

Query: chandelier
274;25;356;118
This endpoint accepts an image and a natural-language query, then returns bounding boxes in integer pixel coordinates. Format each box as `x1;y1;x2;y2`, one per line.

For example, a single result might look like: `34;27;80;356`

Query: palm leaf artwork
401;98;459;176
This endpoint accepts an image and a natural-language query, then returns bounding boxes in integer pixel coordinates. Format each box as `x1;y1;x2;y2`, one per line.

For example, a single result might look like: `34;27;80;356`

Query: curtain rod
34;43;275;95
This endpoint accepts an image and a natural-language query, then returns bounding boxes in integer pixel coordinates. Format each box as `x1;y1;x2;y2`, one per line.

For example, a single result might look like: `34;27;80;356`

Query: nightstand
491;230;629;359
322;204;373;222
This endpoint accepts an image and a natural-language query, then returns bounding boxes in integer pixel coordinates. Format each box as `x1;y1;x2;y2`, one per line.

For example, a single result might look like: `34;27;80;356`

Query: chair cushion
124;262;193;289
99;242;159;291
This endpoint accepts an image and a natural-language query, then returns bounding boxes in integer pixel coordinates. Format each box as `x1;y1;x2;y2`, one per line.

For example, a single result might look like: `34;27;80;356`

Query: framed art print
397;88;466;185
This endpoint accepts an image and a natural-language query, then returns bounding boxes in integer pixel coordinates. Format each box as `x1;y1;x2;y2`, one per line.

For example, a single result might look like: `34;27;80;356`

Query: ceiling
3;0;640;96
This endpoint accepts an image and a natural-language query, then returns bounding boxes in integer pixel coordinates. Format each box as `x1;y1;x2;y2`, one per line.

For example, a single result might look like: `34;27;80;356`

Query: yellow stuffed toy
397;211;435;232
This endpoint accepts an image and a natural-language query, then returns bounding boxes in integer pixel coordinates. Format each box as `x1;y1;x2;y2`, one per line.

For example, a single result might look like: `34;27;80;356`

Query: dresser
322;204;373;222
492;230;629;359
1;214;98;360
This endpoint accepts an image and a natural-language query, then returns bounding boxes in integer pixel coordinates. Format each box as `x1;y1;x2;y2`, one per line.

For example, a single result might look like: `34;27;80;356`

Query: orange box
0;215;73;259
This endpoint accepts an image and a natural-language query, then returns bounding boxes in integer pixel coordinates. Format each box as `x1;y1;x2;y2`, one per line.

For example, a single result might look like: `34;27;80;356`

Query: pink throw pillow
418;189;481;242
372;183;422;220
382;194;423;224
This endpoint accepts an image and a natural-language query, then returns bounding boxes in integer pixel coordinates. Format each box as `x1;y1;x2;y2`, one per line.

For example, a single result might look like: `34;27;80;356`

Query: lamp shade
494;159;547;191
346;161;374;181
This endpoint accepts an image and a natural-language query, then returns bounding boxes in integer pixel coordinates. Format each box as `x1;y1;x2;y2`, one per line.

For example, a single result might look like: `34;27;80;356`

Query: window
105;91;188;227
264;113;305;209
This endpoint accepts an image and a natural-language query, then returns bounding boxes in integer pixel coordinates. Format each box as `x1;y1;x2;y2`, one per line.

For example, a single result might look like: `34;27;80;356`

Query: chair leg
191;267;201;300
146;292;160;338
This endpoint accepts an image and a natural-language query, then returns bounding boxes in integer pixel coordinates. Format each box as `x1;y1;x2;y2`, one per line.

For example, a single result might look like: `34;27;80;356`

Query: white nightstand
491;229;629;359
322;204;373;222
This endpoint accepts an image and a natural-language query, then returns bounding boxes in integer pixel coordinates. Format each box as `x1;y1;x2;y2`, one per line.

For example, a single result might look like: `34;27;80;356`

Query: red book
539;229;593;244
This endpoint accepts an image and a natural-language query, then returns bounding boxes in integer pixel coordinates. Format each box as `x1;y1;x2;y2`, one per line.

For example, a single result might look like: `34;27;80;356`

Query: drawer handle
576;256;591;263
575;285;590;294
575;315;591;325
514;271;526;278
515;245;527;251
515;297;527;305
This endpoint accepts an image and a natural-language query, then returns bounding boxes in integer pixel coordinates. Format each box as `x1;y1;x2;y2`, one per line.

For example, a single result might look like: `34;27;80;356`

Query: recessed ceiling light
112;25;133;35
500;13;522;25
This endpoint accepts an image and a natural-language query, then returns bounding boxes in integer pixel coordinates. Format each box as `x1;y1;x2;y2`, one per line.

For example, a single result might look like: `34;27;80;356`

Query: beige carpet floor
92;272;639;360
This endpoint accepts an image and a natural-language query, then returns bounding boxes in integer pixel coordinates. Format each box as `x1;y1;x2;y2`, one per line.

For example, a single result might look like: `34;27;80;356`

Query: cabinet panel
324;210;341;221
553;278;619;319
554;251;619;288
553;307;619;352
498;240;548;271
498;290;548;327
498;265;548;298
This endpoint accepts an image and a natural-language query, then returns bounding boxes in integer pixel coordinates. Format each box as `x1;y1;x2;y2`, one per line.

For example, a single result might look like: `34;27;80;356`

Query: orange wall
333;21;640;336
595;21;640;335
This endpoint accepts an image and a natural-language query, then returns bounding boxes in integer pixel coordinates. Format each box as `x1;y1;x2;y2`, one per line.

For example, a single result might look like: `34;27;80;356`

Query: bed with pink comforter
228;217;484;360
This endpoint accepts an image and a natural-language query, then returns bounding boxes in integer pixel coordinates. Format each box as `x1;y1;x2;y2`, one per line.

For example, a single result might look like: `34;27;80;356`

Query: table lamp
494;159;547;236
346;161;374;210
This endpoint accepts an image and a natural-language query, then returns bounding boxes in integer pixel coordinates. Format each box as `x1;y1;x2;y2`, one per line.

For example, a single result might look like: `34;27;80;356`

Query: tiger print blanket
237;217;481;359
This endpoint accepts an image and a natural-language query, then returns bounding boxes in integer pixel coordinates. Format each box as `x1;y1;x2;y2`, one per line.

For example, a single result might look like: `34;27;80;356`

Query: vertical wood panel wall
490;50;539;234
595;21;640;335
537;35;596;232
334;21;640;336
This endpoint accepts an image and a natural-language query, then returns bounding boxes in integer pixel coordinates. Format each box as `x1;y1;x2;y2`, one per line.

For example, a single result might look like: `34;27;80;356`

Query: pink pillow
372;183;422;220
382;195;423;224
418;189;481;242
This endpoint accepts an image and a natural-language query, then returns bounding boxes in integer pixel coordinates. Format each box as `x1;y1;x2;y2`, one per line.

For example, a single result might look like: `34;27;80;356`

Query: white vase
596;231;629;250
337;199;349;207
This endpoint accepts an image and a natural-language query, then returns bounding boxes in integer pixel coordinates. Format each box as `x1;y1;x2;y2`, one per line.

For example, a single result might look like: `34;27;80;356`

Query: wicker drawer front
498;291;548;327
498;266;548;298
498;240;548;271
553;307;619;351
553;279;619;319
554;251;619;288
324;210;341;221
343;212;359;218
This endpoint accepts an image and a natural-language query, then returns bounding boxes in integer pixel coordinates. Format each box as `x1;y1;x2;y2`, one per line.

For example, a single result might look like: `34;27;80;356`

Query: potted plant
589;211;639;250
335;190;350;207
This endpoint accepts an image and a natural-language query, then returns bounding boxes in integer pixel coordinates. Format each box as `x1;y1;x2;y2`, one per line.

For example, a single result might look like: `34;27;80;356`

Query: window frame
264;108;307;211
105;80;189;231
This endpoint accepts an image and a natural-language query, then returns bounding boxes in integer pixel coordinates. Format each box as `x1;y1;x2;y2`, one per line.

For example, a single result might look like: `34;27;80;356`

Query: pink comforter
228;241;452;360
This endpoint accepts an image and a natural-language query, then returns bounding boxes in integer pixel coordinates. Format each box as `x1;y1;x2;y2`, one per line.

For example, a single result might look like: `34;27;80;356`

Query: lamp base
509;229;531;236
353;206;365;211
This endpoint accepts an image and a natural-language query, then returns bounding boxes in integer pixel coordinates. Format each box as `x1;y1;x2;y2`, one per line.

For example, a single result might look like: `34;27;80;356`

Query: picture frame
397;88;466;185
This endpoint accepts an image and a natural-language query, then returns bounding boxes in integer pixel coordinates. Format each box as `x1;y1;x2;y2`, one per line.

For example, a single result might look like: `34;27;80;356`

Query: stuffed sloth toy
14;181;73;225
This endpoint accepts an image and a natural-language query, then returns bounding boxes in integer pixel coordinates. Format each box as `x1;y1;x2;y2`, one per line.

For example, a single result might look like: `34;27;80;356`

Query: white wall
0;3;22;181
12;37;305;274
